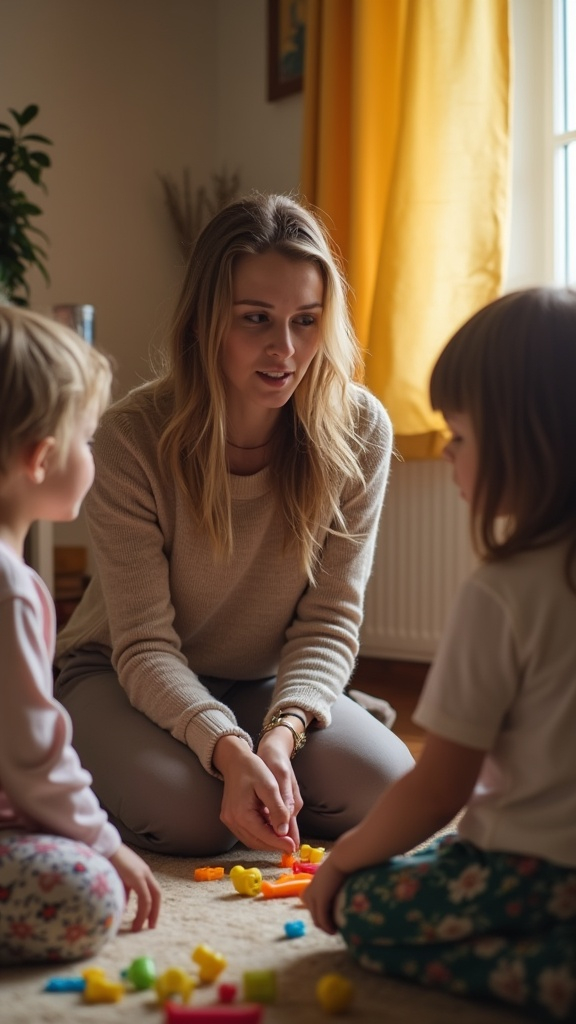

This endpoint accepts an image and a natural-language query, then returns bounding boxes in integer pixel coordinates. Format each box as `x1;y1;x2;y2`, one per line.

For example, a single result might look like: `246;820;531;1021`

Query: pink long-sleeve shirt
0;540;120;858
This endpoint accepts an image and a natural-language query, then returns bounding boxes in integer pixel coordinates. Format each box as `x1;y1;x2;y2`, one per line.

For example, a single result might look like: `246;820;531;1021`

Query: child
0;307;161;965
303;287;576;1022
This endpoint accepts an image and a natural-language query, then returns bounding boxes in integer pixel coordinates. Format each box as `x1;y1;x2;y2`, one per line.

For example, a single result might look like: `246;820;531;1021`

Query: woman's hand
256;725;304;849
302;854;348;934
109;843;162;931
213;735;298;853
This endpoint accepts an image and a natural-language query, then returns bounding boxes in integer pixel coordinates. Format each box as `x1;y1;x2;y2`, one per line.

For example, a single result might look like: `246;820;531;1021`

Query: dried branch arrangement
158;167;241;253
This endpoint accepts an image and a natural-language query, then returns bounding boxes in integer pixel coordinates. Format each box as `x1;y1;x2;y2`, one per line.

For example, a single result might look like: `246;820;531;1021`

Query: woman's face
221;250;324;417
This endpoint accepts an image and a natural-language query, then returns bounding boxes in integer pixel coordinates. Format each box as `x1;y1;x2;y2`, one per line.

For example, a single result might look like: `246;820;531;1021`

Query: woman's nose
266;322;295;356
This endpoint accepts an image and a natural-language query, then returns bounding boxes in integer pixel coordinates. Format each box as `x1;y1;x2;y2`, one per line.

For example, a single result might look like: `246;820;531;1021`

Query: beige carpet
0;844;535;1024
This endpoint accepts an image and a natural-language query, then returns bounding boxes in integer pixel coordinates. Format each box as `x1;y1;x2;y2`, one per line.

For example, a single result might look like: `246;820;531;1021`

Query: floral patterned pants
0;831;125;965
335;835;576;1021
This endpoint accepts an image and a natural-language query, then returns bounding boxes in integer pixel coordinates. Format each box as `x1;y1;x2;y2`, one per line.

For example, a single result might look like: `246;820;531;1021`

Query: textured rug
0;844;535;1024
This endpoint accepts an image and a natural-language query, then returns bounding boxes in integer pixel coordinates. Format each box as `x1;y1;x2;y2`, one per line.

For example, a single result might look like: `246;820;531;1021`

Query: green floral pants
335;835;576;1021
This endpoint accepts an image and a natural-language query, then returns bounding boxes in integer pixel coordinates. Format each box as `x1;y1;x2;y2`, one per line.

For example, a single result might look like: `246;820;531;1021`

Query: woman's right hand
213;735;297;853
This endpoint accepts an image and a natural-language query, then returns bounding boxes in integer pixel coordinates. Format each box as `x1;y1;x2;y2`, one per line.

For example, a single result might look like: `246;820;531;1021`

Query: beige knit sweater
56;383;392;773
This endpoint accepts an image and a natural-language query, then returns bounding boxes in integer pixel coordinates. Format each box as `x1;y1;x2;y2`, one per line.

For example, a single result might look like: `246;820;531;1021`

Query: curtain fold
301;0;511;458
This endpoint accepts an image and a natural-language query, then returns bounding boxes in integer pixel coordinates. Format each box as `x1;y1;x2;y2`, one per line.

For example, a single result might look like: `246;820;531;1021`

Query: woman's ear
23;437;57;484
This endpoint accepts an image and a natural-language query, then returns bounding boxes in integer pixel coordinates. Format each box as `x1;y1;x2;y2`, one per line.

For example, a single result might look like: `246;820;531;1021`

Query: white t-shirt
0;540;120;857
414;538;576;869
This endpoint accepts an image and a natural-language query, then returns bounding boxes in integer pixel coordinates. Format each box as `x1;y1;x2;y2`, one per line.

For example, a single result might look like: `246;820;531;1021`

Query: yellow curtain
301;0;511;458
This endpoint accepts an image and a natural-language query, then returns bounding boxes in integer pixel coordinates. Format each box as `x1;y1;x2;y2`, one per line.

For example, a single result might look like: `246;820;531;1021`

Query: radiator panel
360;459;476;661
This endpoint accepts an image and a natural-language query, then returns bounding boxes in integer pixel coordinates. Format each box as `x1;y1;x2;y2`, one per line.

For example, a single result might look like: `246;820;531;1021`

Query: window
553;0;576;284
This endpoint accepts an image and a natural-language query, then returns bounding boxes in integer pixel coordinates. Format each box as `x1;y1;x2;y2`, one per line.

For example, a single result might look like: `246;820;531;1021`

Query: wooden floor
350;657;430;758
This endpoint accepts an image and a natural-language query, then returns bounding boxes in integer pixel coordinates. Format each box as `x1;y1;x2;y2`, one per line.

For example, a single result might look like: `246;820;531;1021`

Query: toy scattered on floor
155;966;197;1005
260;876;312;899
283;919;306;938
316;973;354;1014
229;864;263;896
243;968;276;1004
280;852;295;868
44;976;86;992
299;844;325;864
192;944;227;983
217;982;238;1003
194;866;226;881
164;1004;263;1023
292;859;321;875
122;955;157;990
82;966;125;1004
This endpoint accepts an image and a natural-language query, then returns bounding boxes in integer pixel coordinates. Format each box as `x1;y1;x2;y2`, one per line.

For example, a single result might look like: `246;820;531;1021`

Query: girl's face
221;250;324;419
39;401;99;522
442;411;478;505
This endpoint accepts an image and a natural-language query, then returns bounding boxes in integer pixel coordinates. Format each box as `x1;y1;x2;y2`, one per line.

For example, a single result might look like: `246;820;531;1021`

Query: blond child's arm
303;733;485;933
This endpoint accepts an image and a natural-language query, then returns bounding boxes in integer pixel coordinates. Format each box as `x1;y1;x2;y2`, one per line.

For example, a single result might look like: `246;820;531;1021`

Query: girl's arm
303;732;485;933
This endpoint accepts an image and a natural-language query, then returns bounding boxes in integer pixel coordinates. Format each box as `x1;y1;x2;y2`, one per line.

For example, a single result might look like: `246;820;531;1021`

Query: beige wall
2;0;304;553
2;0;304;397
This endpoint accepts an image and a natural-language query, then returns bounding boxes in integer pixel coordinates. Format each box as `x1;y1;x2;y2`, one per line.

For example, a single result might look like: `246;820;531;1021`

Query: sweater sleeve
82;405;253;776
264;388;393;727
0;590;120;858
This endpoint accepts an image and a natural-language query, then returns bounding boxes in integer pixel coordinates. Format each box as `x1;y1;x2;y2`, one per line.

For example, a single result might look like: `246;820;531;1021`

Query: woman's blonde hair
0;305;112;473
151;192;365;580
430;287;576;586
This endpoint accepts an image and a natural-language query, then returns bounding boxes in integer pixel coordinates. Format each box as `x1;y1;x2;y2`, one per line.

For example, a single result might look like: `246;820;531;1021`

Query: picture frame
267;0;307;102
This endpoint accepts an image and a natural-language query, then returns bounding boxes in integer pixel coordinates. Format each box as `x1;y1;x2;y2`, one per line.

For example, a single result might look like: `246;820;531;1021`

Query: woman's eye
294;315;316;327
244;312;268;324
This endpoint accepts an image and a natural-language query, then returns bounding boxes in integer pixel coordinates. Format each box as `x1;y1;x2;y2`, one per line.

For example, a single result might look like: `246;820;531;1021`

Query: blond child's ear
23;437;57;484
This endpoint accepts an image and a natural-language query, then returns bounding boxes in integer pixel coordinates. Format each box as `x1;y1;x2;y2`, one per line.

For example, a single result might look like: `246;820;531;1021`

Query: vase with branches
0;104;52;306
158;166;241;255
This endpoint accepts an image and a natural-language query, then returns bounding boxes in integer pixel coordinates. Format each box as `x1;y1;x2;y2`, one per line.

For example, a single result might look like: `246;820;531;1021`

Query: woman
55;193;414;857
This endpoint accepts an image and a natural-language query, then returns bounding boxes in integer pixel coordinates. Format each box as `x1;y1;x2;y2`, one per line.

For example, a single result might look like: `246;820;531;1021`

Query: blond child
304;287;576;1022
0;307;160;965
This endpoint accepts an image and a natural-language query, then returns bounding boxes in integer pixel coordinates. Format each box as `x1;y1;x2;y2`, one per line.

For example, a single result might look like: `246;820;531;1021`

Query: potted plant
0;104;52;306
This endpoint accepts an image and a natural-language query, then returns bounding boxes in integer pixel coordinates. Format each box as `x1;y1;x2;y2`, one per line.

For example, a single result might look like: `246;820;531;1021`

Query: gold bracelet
259;713;307;759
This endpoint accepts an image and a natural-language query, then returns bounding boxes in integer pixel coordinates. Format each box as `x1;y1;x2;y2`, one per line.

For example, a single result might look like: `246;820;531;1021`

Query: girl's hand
109;843;162;931
302;855;348;934
256;726;304;849
213;735;297;853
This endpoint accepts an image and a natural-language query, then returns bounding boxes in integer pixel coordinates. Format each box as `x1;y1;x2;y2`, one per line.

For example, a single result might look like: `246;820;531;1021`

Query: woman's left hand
302;855;348;934
256;726;304;849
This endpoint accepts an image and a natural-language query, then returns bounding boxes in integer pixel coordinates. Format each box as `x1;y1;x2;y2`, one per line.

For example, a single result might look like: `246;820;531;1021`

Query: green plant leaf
21;133;53;145
9;104;39;127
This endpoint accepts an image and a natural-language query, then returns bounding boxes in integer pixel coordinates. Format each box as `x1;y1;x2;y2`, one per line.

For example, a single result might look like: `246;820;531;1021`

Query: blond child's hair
0;305;112;473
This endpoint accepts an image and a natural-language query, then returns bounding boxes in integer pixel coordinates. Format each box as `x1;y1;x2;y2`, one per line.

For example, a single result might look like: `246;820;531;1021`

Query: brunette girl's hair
0;306;112;473
430;287;576;587
146;192;368;581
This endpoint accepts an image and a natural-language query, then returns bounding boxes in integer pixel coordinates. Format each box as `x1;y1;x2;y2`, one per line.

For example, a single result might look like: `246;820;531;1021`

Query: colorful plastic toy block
194;866;225;881
165;1004;263;1023
299;844;325;864
284;919;306;938
192;944;227;983
280;852;295;868
260;876;311;899
155;966;196;1005
44;976;86;992
293;859;321;875
316;973;354;1014
122;955;157;990
82;966;125;1004
217;982;238;1003
229;864;263;896
243;969;276;1004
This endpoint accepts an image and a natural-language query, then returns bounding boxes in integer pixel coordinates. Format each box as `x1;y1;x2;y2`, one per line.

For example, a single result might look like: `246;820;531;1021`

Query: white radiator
360;458;476;662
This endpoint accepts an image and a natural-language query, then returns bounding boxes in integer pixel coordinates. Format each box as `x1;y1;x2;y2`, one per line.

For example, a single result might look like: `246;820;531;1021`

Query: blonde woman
56;193;414;857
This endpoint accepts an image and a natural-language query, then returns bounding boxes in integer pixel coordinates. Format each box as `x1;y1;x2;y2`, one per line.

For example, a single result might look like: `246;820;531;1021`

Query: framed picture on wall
267;0;307;101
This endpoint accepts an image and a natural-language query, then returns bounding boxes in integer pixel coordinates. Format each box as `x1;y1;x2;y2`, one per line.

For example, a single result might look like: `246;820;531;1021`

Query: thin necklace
226;437;273;451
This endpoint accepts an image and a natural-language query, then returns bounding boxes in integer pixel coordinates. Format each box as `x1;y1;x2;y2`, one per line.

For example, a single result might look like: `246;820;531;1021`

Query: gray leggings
56;649;414;857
